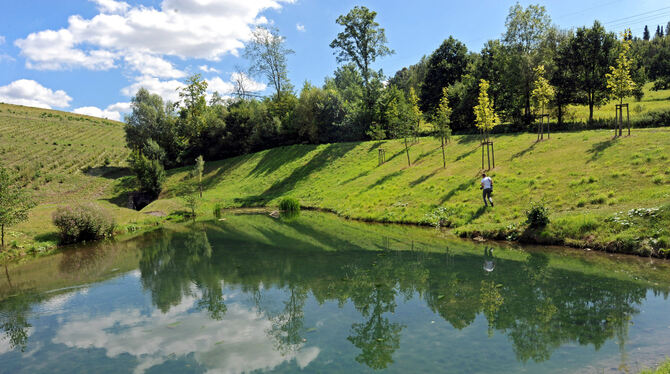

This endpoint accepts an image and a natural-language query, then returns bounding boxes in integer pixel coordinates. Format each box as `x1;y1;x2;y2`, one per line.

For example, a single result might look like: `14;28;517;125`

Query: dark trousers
483;188;493;206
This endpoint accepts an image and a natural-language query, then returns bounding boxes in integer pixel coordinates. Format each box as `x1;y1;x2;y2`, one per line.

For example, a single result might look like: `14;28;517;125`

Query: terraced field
0;103;146;249
0;103;129;204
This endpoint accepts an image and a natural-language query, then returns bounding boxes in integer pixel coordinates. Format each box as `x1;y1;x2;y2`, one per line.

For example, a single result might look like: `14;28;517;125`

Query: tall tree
407;87;422;136
330;6;394;130
420;37;468;114
570;21;617;122
643;25;650;41
0;167;35;250
606;30;636;137
549;29;577;125
531;65;555;140
244;26;294;98
502;3;551;123
432;87;453;168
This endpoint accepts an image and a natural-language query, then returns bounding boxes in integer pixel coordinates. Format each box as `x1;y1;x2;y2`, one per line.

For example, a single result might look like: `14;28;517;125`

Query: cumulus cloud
91;0;130;14
122;73;266;103
52;298;320;374
124;52;185;79
73;101;131;121
296;23;305;32
16;0;296;72
0;79;72;108
199;65;220;73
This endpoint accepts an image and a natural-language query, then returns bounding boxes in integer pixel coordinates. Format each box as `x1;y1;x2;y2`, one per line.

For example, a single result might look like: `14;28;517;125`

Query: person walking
481;173;494;207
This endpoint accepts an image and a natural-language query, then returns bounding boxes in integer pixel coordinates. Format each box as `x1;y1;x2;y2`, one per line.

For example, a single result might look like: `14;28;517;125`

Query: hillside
0;103;147;249
154;127;670;255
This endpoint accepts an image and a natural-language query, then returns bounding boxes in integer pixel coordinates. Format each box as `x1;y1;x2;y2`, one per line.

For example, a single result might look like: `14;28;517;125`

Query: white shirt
481;177;492;189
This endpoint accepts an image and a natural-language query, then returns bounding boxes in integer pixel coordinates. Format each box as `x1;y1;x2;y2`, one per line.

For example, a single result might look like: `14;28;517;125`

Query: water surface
2;212;670;373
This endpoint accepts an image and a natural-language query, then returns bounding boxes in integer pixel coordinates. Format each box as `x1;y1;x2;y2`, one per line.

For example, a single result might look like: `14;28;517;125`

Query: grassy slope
155;127;670;254
568;83;670;122
0;103;152;250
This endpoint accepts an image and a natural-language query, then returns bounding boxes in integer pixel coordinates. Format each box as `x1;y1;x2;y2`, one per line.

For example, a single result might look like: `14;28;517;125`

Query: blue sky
0;0;668;120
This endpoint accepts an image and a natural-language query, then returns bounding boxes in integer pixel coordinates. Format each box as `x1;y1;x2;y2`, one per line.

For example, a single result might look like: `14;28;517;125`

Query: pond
2;211;670;373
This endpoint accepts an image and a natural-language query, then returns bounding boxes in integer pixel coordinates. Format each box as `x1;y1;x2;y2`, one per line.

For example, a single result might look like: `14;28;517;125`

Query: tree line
124;4;670;171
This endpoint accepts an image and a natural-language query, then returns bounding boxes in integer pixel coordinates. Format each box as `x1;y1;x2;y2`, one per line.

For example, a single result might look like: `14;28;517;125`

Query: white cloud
91;0;130;14
52;298;320;374
16;0;296;72
124;52;185;79
15;29;117;70
0;79;72;109
199;65;220;73
296;23;305;32
122;73;266;102
73;101;131;121
0;36;5;45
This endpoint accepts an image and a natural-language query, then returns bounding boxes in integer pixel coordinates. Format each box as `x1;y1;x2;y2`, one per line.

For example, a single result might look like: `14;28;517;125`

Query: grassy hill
153;127;670;255
0;103;150;251
1;90;669;258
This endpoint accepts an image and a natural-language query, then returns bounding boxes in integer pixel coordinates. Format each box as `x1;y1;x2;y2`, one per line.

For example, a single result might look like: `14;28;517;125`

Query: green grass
0;103;152;253
640;359;670;374
154;127;670;255
566;84;670;122
2;97;670;257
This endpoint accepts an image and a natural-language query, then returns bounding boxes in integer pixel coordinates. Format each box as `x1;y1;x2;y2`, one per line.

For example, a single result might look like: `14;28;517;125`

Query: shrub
52;203;115;244
129;151;165;199
213;203;223;218
525;202;550;229
590;194;607;204
279;197;300;214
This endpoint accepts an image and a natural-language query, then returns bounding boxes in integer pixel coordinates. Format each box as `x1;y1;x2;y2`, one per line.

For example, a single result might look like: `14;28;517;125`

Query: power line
603;6;670;26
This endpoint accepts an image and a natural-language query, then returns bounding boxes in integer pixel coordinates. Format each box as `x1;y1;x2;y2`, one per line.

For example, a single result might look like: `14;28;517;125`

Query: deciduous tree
531;65;555;140
432;87;453;168
244;26;294;98
606;29;636;137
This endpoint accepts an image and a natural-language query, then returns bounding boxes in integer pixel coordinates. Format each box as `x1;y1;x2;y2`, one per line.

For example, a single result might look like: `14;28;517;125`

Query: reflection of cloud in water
52;297;320;374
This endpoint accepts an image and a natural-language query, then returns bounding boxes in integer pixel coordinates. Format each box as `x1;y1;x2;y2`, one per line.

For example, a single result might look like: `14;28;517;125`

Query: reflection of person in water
483;247;495;273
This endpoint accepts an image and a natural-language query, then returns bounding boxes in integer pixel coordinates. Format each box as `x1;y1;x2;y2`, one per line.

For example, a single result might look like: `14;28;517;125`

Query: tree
124;88;181;167
129;152;165;200
384;86;413;166
420;37;469;114
502;3;552;123
244;26;294;98
0;167;35;250
432;87;453;168
330;6;394;130
407;87;422;137
474;79;500;170
606;30;636;137
531;65;555;140
643;25;650;41
570;21;617;122
193;155;204;198
550;30;578;126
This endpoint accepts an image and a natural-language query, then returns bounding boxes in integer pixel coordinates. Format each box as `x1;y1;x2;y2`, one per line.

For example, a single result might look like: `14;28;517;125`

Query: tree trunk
588;93;594;123
441;137;446;169
199;181;203;198
557;103;563;126
404;138;411;167
1;224;4;250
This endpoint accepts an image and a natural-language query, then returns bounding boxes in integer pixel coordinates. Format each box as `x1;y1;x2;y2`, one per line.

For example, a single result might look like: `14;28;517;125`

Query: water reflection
1;213;669;373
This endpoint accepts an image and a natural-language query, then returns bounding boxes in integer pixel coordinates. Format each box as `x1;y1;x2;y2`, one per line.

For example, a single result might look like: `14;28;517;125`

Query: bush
279;197;300;214
129;151;165;199
213;203;223;218
525;202;550;229
52;203;115;244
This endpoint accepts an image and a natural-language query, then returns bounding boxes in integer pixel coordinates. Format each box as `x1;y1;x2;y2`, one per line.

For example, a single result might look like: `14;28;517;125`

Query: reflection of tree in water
0;292;39;352
346;255;404;370
139;226;225;320
127;224;656;369
268;285;308;355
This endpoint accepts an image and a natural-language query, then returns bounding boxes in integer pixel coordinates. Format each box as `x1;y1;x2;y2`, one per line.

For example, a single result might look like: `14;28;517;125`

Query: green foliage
432;87;453;168
182;194;198;218
52;203;115;244
525;202;550;228
474;79;500;135
279;198;300;214
531;65;555;114
606;29;636;103
213;203;223;219
639;359;670;374
129;151;165;199
193;155;204;197
0;166;36;248
420;37;468;114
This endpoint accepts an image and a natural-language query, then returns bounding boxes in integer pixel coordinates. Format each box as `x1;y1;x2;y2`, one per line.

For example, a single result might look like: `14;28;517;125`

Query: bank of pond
2;211;670;373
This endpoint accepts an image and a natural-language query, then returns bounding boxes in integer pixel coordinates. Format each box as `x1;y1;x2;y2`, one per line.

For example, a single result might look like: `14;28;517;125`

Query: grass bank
153;127;670;256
